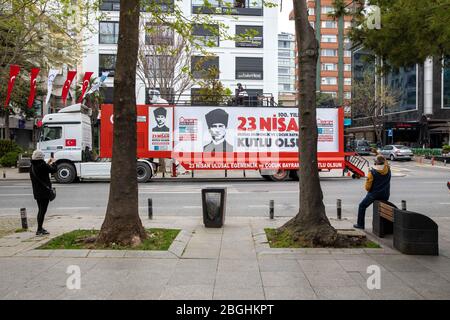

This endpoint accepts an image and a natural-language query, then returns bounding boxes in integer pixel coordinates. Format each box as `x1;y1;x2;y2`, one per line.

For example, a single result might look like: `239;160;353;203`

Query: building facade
290;0;353;107
81;0;278;105
278;32;296;106
350;49;450;148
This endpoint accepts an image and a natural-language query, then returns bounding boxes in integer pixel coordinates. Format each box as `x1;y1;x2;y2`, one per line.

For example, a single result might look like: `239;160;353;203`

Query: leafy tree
195;66;232;106
347;0;450;67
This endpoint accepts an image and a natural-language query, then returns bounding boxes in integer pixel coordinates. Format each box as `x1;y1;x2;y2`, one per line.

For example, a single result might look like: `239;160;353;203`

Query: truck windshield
40;126;62;141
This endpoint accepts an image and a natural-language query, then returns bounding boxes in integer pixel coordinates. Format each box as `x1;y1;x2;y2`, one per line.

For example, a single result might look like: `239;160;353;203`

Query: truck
37;103;367;183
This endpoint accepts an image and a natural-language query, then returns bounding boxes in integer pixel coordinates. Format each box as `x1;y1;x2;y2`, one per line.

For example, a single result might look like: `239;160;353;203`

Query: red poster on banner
27;68;40;108
78;72;93;103
4;65;20;107
61;71;77;105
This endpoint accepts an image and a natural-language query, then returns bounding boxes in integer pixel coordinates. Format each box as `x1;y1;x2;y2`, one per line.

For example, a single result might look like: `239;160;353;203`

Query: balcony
100;0;174;13
192;0;263;16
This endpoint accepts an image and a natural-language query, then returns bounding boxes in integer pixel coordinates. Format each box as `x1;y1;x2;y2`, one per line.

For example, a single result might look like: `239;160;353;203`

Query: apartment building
81;0;278;105
290;0;353;107
278;32;296;106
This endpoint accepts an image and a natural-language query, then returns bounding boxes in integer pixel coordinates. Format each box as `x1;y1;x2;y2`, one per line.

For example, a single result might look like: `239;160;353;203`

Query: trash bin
201;188;226;228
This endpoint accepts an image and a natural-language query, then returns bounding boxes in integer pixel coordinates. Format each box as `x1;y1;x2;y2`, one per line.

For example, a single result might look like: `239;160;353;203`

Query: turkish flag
78;72;94;103
27;68;40;108
65;139;77;147
4;65;20;107
61;70;77;105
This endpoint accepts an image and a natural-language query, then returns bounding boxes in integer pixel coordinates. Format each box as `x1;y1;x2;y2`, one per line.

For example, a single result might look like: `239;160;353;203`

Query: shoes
353;224;365;230
36;229;50;236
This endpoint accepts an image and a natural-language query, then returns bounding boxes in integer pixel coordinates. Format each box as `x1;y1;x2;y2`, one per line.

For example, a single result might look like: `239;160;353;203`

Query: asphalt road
0;160;449;219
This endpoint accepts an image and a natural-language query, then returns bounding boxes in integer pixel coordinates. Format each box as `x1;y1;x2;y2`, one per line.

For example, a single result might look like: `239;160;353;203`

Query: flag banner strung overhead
61;70;77;105
27;68;40;108
78;72;94;103
45;69;59;106
4;65;20;107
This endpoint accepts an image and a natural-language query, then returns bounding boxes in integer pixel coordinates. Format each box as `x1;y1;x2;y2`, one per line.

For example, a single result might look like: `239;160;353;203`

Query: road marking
183;206;202;209
0;194;33;196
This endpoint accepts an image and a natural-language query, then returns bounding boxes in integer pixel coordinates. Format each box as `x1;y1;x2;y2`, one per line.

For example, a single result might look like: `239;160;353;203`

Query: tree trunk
97;0;147;246
277;0;337;247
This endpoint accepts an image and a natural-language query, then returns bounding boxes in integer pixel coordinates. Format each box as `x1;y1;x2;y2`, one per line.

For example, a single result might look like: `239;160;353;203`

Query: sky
278;1;295;34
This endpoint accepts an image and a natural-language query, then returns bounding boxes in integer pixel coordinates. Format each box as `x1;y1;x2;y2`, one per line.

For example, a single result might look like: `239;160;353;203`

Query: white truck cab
38;104;155;183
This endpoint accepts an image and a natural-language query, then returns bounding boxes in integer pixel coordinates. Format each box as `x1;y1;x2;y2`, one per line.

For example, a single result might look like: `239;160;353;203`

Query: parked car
379;145;414;161
350;140;372;156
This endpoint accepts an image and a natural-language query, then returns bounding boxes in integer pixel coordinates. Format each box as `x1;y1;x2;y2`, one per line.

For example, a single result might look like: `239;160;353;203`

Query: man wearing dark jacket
30;150;57;235
354;155;391;229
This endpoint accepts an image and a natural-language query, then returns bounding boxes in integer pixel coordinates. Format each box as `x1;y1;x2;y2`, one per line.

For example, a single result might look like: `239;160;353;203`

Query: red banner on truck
100;105;345;170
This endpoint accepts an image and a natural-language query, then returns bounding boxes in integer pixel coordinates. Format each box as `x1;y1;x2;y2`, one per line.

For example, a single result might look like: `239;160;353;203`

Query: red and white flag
61;70;77;105
27;68;40;108
78;72;94;103
4;65;20;107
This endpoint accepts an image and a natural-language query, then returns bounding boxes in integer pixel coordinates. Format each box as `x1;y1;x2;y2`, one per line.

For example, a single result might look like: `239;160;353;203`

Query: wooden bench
373;200;439;255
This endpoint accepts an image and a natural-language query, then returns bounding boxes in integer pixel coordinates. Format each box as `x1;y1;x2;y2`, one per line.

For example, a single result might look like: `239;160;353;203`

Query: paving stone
168;271;216;286
298;260;348;274
305;271;357;288
160;285;213;300
258;258;302;272
263;286;317;300
50;250;90;258
218;259;259;273
370;255;433;272
213;286;265;300
87;250;126;258
315;286;371;300
261;272;310;287
215;271;262;288
174;259;218;273
393;272;450;300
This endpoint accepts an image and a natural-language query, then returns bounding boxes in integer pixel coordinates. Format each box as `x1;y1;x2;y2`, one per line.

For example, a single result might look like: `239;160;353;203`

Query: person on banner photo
152;107;170;132
203;108;234;152
30;150;57;236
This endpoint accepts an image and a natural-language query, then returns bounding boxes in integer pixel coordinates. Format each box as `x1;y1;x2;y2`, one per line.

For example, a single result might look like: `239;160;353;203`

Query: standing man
203;108;234;152
152;107;170;132
30;150;57;235
354;155;391;229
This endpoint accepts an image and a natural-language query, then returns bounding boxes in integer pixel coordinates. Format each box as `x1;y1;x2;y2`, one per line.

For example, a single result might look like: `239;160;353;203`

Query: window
323;91;337;98
146;55;174;77
99;21;119;44
100;0;120;11
344;21;352;29
41;126;62;141
321;34;337;43
321;77;337;85
322;63;337;71
278;50;291;57
321;49;337;57
236;25;263;48
191;56;219;79
236;57;263;80
100;87;114;104
99;54;116;76
344;64;352;71
310;21;315;29
321;6;334;14
145;24;174;45
344;78;352;85
344;92;351;99
344;37;351;44
307;8;315;15
193;24;219;47
443;57;450;108
278;68;289;75
344;50;352;57
321;21;337;28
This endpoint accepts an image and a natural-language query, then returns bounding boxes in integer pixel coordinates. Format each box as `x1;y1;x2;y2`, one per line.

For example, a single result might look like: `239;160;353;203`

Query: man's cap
32;150;45;160
153;107;167;118
375;155;386;165
205;109;229;128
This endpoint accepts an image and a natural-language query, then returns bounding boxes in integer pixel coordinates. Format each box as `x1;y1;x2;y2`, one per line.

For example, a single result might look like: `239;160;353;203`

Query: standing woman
30;150;57;235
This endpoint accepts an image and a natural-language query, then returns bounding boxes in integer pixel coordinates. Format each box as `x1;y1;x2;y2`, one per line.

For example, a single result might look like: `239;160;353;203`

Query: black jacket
30;160;57;200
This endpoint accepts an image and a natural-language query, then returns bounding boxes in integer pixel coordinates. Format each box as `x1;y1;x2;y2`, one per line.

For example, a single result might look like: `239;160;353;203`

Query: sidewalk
1;214;450;300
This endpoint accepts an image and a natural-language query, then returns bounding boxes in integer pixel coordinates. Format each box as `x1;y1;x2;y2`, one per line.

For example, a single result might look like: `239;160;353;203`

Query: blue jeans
357;193;389;228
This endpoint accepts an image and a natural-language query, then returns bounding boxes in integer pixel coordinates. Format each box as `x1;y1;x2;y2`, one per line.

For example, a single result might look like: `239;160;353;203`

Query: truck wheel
269;169;289;182
137;162;152;183
289;170;299;181
55;163;76;184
